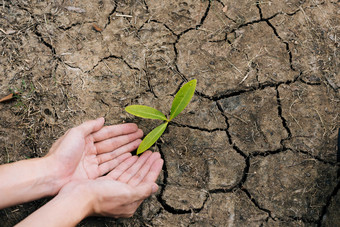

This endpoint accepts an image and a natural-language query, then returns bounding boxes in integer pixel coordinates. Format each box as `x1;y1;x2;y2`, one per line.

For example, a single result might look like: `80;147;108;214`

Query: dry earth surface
0;0;339;226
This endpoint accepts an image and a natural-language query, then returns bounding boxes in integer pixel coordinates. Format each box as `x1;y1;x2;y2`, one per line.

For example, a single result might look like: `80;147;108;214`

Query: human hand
60;151;164;218
91;150;164;218
44;118;144;194
16;151;163;226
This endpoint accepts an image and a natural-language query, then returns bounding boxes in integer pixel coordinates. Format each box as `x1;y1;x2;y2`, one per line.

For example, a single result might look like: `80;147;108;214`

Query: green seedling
125;79;197;155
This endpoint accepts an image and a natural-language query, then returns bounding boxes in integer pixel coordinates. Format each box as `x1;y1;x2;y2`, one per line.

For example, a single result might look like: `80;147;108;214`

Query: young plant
125;79;197;155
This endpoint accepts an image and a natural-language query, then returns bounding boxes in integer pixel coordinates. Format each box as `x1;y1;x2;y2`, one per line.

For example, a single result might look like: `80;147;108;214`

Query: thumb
133;183;158;201
77;117;105;136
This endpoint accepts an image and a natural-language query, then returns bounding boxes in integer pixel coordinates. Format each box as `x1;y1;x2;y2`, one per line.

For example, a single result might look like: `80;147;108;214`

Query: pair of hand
45;118;163;218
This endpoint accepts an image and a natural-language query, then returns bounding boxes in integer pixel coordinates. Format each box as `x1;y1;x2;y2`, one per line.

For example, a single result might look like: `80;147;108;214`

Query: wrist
59;181;95;219
73;182;95;218
41;155;71;195
17;182;94;227
39;156;62;195
60;183;94;219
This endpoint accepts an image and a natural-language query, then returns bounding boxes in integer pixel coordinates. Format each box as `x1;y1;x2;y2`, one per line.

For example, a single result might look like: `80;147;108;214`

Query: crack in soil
208;0;304;47
265;20;295;71
255;3;295;71
172;39;188;83
103;1;118;29
317;178;340;226
142;69;158;99
244;178;321;225
198;75;300;101
146;19;177;38
215;101;233;145
139;3;211;86
300;78;323;86
58;22;83;31
256;1;264;19
63;62;82;71
170;80;186;97
243;147;338;224
215;0;237;23
241;187;273;219
34;27;56;56
167;1;212;83
209;13;280;44
294;149;339;166
169;121;226;133
215;100;251;190
142;0;149;13
155;143;209;215
22;10;110;73
276;82;337;166
86;54;140;73
155;139;249;216
196;0;211;30
276;86;292;140
235;150;250;186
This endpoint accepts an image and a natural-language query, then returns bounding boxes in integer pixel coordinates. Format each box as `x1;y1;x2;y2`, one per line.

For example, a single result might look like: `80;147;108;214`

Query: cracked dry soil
0;0;339;226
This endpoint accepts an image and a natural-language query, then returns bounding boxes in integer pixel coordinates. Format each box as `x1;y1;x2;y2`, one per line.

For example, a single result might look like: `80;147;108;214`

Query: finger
96;139;142;164
106;156;139;180
98;153;132;176
117;151;152;183
140;159;164;184
76;117;105;136
128;185;158;214
95;129;143;154
92;123;139;142
127;152;161;187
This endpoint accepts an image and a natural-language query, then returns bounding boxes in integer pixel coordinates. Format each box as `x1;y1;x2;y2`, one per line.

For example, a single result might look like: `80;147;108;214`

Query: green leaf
169;79;197;121
125;105;167;121
137;122;168;155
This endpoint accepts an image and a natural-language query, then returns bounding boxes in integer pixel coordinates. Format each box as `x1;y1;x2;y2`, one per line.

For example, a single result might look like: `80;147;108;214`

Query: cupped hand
45;118;144;193
59;151;164;218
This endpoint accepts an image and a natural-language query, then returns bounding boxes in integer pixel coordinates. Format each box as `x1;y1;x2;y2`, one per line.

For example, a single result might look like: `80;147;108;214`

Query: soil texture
0;0;339;226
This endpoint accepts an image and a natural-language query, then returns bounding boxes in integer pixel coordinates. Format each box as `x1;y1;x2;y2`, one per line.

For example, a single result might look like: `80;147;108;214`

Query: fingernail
152;184;158;194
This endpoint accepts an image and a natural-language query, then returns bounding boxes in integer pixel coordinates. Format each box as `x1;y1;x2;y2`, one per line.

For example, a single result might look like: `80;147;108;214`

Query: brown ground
0;0;339;226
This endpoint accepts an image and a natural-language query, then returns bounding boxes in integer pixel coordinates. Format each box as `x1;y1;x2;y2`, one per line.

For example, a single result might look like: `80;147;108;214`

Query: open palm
46;118;144;190
57;150;164;219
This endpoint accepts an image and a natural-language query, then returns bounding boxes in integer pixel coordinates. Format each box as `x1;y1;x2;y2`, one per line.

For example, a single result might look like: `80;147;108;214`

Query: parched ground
0;0;339;226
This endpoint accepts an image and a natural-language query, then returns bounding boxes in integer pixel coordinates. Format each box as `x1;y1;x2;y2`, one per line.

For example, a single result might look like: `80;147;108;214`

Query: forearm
0;157;60;209
16;185;92;227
